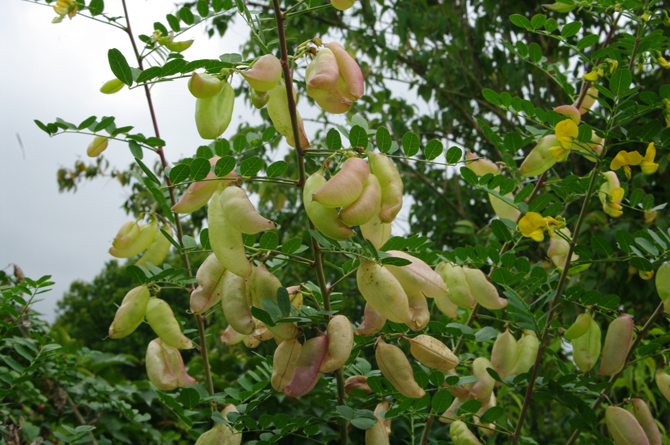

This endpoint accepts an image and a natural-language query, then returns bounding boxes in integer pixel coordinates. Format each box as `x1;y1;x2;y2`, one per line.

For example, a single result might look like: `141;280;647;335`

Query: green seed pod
338;173;382;227
360;212;392;250
208;188;252;278
100;78;124;94
655;263;670;313
136;226;172;268
145;298;193;350
376;337;425;398
304;172;354;240
313;157;369;208
469;357;495;401
598;314;633;376
219;186;277;235
368;153;403;223
572;318;601;372
86;135;108;157
109;220;158;258
190;253;225;314
519;135;559;177
221;270;255;335
462;267;508;310
435;262;476;309
195;80;234;140
108;285;150;339
490;329;518;382
250;89;269;109
248;265;299;340
241;54;282;92
188;72;224;99
509;330;539;377
267;81;310;148
145;338;196;391
655;371;670;403
356;260;411;325
605;406;650;445
165;39;193;52
629;399;662;445
450;420;483;445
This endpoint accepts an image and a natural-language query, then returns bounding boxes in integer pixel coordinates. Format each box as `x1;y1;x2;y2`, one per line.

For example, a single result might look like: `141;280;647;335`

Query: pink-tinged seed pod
250;89;269;109
241;54;282;92
435;263;476;309
572;318;601;372
313;157;370;208
356;260;412;324
111;221;140;250
563;311;592;341
598;314;633;376
369;153;403;222
366;400;390;445
408;334;459;370
87;135;109;157
655;263;670;314
384;251;448;299
267;82;311;148
283;333;329;397
606;406;650;445
355;303;387;336
219;186;276;234
554;105;581;124
190;253;226;315
345;375;372;395
208;189;252;278
407;292;430;331
489;190;520;222
304;172;354;240
271;337;302;391
490;330;518;382
519;135;559;178
339;174;382;226
320;315;354;372
465;151;499;177
136;226;173;268
100;78;124;94
248;265;299;340
331;0;356;11
146;298;193;350
475;392;496;436
220;324;247;345
577;85;599;115
172;157;237;214
450;420;483;444
195;80;234;140
221;270;255;335
146;338;197;391
509;330;539;377
109;220;158;258
360;212;392;249
547;227;579;270
375;337;426;398
109;285;151;339
469;357;495;401
306;48;352;115
324;42;364;100
630;399;662;445
655;371;670;403
462;267;508;310
188;72;224;99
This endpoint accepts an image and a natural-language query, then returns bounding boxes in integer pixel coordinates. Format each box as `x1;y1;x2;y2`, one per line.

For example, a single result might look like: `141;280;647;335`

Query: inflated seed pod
220;270;255;335
339;173;382;226
313;157;369;208
271;337;302;391
443;369;473;399
136;226;172;268
356;260;412;324
241;54;282;92
572;318;601;372
146;298;193;350
110;220;158;258
450;420;483;445
489;190;520;222
655;371;670;403
110;221;140;250
578;85;598;115
324;42;365;101
320;315;354;372
598;314;633;376
469;357;495;402
195;404;242;445
462;267;508;310
195;80;234;140
109;285;150;339
605;406;650;445
375;338;425;398
465;151;498;176
385;251;448;300
360;212;392;250
435;263;476;309
190;253;226;315
208;188;252;278
219;186;276;235
283;333;329;397
490;330;518;382
563;311;592;341
475;392;496;436
408;334;459;370
220;324;247;345
629;399;662;445
172;157;237;214
331;0;356;10
368;153;403;223
188;72;224;99
519;135;559;178
355;303;387;336
345;375;372;395
439;396;471;424
250;89;269;109
366;401;390;445
655;263;670;314
146;338;196;391
87;135;108;157
304;172;354;240
248;265;299;341
509;330;539;377
406;291;430;331
267;81;310;148
306;48;351;114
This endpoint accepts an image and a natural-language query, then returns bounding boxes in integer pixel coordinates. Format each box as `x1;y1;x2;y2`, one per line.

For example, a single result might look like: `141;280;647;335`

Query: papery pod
271;337;302;391
490;330;518;382
563;311;592;341
629;399;662;445
267;81;311;148
146;338;196;391
572;318;601;372
109;219;158;258
375;337;426;398
408;334;459;370
320;315;354;372
324;42;365;100
450;420;483;445
100;78;124;94
435;263;476;309
87;135;108;157
356;260;412;324
219;186;277;234
306;48;351;114
304;172;354;240
547;227;579;270
195;404;242;445
469;357;495;401
248;265;299;340
331;0;356;11
249;319;275;343
462;267;508;310
655;263;670;313
606;406;650;445
195;80;234;140
145;298;193;349
578;85;599;115
519;135;559;177
465;151;499;176
188;72;224;99
136;226;173;268
475;392;496;436
360;212;392;249
220;324;247;345
190;253;226;315
355;303;387;336
339;173;382;226
111;221;140;250
221;270;255;335
368;153;403;223
598;314;633;376
435;289;459;319
109;285;150;339
208;188;252;278
366;401;390;445
283;333;329;397
313;157;370;208
241;54;282;92
250;89;269;109
654;371;670;403
509;330;539;377
385;251;448;299
345;375;372;395
406;292;430;331
287;285;303;308
489;190;521;222
439;396;471;424
172;157;237;214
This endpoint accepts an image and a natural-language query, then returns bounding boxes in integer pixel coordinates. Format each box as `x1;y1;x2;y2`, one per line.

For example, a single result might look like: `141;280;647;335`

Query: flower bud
87;135;109;157
242;55;282;92
188;72;224;99
109;285;150;339
100;78;124;94
146;338;196;391
519;135;559;177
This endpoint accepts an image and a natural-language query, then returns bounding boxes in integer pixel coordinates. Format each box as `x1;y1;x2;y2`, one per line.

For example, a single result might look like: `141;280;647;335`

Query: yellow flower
644;210;658;224
599;171;624;218
582;71;600;82
610;150;643;179
658;56;670;69
519;212;561;242
606;59;618;74
53;0;77;20
549;119;579;162
640;142;658;175
639;270;654;280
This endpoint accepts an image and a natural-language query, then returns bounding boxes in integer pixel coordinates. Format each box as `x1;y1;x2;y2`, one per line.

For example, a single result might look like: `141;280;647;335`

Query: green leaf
431;390;454;413
136;66;163;83
262;127;276;142
261;298;282;320
460;166;478;185
350;417;377;430
108;49;133;86
577;34;599;49
458;399;482;414
530;14;546;30
529;43;542;63
349;125;368;147
474;326;499;342
166;14;180;31
544;18;558;32
281;237;302;254
266;161;288;178
376;127;392;153
308;229;333;248
126;265;148;284
135;158;161;184
423;140;443;161
277;288;291;317
215;156;236;177
482;89;500;105
635;238;659;256
446;146;462;164
197;0;209;16
250;306;275;327
326;128;342;150
491;220;512;242
509;14;531;30
381;257;412;267
200;228;210;250
78;116;97;130
233;134;247;152
95;116;115;132
179;6;194;24
182;235;197;250
179;388;200;409
189;158;211;181
480;406;505;424
89;0;104;15
240;157;264;176
128;140;143;159
259;231;279;251
610;69;632;96
169;164;190;184
561;22;582;38
590;236;613;257
402;131;420;157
